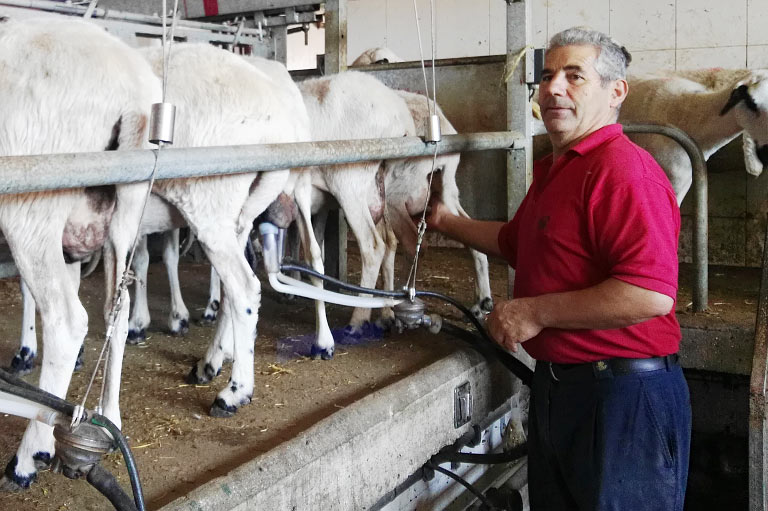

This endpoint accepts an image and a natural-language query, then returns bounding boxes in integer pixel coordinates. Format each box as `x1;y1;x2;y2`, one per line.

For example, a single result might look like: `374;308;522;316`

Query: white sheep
0;17;161;489
126;43;326;415
296;71;417;349
386;90;494;317
352;47;405;66
619;68;768;204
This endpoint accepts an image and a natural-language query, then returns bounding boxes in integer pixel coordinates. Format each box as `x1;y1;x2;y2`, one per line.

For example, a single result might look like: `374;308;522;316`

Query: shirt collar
567;124;623;156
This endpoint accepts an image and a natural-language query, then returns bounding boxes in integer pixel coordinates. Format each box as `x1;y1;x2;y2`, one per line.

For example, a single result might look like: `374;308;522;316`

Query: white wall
345;0;768;74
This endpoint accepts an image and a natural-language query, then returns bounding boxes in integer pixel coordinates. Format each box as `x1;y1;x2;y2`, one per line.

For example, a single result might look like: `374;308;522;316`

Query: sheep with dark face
0;17;161;490
619;68;768;204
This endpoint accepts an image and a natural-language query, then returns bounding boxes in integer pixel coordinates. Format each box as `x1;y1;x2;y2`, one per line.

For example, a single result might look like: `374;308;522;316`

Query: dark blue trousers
528;361;691;510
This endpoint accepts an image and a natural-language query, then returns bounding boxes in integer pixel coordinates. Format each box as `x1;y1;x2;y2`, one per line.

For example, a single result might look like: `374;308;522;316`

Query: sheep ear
720;85;750;116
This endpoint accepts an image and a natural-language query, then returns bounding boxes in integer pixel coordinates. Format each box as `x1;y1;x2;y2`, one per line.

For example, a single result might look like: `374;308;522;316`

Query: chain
406;0;439;300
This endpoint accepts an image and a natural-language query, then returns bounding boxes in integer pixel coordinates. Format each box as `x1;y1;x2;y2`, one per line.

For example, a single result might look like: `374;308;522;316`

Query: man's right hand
416;197;451;233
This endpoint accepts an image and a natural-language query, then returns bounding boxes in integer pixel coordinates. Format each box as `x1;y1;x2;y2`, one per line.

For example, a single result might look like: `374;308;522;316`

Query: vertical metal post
505;0;533;298
750;215;768;510
273;25;288;64
323;0;348;279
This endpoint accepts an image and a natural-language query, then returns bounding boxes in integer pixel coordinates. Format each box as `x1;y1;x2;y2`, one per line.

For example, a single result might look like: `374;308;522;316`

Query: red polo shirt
498;124;681;363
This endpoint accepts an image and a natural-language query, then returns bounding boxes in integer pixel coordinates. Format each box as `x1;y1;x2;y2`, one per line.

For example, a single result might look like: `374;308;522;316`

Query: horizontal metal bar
351;55;506;71
0;0;267;38
0;132;520;195
185;0;321;19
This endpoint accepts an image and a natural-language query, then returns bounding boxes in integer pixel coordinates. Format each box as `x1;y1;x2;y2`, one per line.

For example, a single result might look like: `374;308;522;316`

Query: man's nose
543;73;567;96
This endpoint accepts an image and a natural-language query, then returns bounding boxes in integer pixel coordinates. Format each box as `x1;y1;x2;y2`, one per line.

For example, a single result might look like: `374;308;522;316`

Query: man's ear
610;78;629;109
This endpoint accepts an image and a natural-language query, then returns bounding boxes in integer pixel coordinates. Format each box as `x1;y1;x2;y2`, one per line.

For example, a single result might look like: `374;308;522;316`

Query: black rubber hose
86;463;139;511
439;323;533;386
431;443;528;465
427;461;501;510
278;263;535;386
91;415;145;511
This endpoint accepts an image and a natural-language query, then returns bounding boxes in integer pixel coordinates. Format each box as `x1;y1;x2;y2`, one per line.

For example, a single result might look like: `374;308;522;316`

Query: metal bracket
453;382;472;428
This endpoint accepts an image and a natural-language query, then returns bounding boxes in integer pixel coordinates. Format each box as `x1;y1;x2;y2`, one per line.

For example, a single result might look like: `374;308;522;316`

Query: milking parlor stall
0;0;766;510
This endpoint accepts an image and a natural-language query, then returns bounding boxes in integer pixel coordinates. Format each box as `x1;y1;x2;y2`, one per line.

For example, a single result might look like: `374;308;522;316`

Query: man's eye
541;75;552;82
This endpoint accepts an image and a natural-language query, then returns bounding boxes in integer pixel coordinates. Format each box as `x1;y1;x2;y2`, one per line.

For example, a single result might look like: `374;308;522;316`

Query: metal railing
622;123;708;312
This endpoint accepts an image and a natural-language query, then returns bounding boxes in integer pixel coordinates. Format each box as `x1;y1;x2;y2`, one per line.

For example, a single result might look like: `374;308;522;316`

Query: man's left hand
487;298;543;352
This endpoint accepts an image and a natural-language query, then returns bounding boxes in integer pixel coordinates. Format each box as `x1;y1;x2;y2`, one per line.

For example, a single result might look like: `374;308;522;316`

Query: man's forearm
531;278;674;330
434;214;506;258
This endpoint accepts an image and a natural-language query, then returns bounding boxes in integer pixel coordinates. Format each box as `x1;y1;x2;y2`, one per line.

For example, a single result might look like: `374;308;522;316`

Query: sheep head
721;71;768;175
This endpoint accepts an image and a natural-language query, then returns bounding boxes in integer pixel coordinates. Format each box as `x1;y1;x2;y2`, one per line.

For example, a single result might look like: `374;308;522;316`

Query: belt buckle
548;362;560;382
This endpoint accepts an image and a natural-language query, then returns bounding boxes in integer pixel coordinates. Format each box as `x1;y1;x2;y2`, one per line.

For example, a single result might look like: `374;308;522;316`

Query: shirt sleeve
588;175;680;299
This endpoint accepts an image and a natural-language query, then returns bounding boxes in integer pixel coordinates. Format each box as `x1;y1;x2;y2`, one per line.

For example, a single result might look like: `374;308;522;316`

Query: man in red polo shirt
424;27;690;510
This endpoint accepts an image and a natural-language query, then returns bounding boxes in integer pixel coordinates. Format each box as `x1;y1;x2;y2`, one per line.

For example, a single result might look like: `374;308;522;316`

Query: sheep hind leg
127;235;150;343
186;288;233;385
339;199;387;336
9;279;38;375
1;231;86;490
455;203;493;319
200;266;221;325
293;183;334;360
376;222;398;331
196;231;260;418
162;229;190;336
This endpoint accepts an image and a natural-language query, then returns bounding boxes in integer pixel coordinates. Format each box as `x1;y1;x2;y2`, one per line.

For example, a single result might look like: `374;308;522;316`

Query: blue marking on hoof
333;321;384;345
126;328;146;344
9;347;36;375
2;456;35;490
310;344;334;360
210;398;237;418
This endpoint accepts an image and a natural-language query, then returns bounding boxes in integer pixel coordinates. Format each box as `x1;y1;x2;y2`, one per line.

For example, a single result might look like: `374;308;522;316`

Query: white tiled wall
345;0;764;72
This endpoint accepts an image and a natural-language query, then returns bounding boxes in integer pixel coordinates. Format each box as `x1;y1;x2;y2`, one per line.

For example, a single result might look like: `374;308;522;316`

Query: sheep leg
293;179;334;360
201;266;221;325
187;287;233;385
377;222;398;330
162;229;190;336
0;219;86;490
338;198;387;332
10;279;38;375
127;235;150;342
454;202;494;318
196;229;260;417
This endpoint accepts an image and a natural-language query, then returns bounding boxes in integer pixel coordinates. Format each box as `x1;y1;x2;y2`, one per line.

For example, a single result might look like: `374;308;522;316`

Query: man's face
539;45;625;151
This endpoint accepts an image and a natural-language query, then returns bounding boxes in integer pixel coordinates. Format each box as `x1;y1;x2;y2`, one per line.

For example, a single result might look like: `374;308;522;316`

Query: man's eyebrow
541;64;586;74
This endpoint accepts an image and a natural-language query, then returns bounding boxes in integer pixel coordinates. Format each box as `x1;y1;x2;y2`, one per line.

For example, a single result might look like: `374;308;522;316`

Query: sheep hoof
1;456;35;491
73;345;84;372
8;347;36;375
199;314;217;326
470;298;494;322
375;317;395;333
186;362;218;384
209;398;238;418
310;344;334;360
126;328;146;344
170;319;189;337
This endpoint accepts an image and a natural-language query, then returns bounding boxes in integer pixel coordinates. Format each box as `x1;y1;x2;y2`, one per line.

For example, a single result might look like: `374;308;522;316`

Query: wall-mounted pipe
622;123;708;312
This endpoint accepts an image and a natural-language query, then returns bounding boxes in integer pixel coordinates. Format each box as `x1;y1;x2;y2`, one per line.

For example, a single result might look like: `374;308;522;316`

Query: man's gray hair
547;27;632;85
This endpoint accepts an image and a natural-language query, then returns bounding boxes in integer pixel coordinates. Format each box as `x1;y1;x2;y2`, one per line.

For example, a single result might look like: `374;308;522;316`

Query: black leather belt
543;354;680;383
